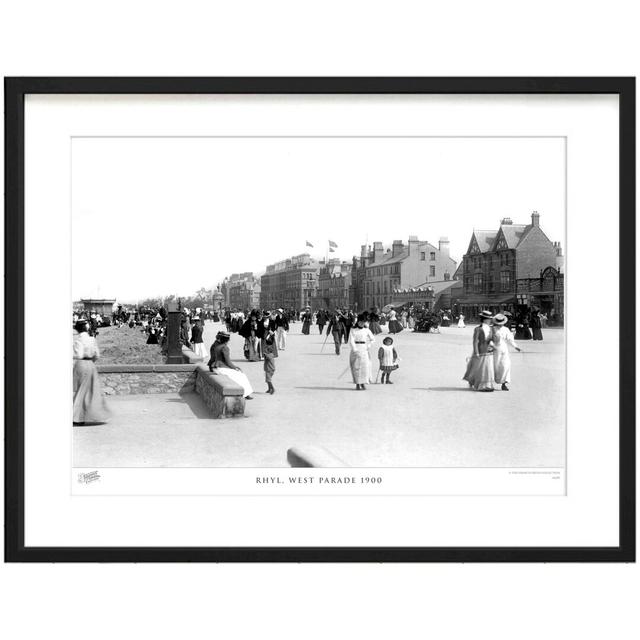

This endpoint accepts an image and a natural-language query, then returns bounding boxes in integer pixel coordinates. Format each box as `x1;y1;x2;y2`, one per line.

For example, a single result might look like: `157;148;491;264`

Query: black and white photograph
71;135;566;477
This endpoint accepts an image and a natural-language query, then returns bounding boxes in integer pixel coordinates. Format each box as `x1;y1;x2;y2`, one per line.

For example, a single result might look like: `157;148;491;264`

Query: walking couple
463;310;521;392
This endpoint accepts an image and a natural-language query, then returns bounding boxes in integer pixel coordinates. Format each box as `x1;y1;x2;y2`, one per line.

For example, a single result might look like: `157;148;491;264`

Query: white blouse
349;327;375;352
73;332;99;360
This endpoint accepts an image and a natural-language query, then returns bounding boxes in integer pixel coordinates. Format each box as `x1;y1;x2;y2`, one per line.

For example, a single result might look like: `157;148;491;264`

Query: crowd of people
73;299;550;424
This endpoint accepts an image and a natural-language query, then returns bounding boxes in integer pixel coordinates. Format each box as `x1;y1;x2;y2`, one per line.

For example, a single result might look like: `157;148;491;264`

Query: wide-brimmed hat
383;336;394;345
493;313;508;325
216;330;230;340
479;310;493;320
277;308;283;313
262;310;270;317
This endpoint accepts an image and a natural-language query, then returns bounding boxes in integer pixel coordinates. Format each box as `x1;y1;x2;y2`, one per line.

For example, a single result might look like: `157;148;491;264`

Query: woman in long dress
387;308;404;334
491;313;521;391
457;314;466;328
368;308;382;335
530;308;544;341
301;307;312;335
207;331;254;399
349;314;375;390
463;310;495;392
73;320;110;425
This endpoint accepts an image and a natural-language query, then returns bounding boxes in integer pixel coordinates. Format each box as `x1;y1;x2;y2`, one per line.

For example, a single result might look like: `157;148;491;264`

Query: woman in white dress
73;320;110;425
207;331;254;399
349;314;375;390
457;313;466;328
491;313;521;390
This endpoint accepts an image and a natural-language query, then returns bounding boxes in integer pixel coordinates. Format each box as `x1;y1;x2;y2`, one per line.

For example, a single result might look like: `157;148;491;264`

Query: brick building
260;253;320;310
220;272;260;310
313;259;352;310
456;212;563;320
352;236;457;311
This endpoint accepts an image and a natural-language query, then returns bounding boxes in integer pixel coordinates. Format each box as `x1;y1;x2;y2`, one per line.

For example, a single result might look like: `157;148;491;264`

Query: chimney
372;241;384;263
554;241;563;257
408;235;420;255
438;236;450;258
360;244;368;258
531;211;540;227
501;217;512;225
392;239;404;257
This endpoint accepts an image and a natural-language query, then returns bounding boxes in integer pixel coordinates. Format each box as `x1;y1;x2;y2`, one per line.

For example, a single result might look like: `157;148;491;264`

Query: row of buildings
215;211;564;322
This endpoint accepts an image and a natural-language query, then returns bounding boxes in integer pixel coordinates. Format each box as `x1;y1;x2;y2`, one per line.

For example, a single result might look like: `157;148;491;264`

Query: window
500;271;511;292
429;266;436;277
420;252;426;261
430;252;436;261
473;273;483;292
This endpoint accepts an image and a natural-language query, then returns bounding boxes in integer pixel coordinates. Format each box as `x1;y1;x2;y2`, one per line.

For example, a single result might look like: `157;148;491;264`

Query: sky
72;136;565;302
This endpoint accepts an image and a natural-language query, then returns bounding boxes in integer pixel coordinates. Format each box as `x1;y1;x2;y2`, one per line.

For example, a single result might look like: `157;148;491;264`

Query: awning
456;295;516;305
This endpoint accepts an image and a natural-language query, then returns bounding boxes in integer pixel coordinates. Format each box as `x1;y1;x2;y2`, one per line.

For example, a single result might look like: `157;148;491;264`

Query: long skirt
73;360;110;423
532;327;543;341
302;320;311;335
193;342;207;360
350;350;372;384
215;367;254;397
388;319;403;334
369;321;382;335
263;354;276;382
463;353;495;391
457;319;465;328
408;316;415;330
493;350;511;384
244;337;260;361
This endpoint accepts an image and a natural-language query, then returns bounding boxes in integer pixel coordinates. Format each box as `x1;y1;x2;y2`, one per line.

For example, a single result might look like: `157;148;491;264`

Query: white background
1;1;638;639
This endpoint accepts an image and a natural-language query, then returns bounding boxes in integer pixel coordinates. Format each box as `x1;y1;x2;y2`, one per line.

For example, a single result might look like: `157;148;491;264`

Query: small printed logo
78;470;101;484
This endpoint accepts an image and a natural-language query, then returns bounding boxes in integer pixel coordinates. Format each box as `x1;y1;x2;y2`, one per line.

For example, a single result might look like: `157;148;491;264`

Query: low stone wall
97;364;197;396
194;364;245;418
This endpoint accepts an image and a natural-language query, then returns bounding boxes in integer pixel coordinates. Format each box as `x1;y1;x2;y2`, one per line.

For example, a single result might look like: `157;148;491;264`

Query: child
262;333;277;394
378;336;399;384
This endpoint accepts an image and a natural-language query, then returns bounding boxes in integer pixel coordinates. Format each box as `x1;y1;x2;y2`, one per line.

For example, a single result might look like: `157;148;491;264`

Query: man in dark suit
274;308;289;350
326;310;346;355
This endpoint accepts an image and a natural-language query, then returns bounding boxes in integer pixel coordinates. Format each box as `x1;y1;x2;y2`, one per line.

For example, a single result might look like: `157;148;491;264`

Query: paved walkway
74;321;565;468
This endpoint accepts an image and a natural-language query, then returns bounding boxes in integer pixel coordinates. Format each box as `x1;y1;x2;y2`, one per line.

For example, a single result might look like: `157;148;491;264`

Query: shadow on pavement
295;386;354;392
166;394;211;419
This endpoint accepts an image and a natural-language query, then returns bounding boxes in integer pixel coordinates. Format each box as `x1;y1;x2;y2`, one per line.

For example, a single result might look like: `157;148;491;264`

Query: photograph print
72;134;566;481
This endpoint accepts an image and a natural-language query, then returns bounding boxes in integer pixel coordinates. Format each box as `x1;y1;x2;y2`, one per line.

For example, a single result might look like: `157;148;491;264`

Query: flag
329;247;335;252
328;240;338;248
306;241;314;248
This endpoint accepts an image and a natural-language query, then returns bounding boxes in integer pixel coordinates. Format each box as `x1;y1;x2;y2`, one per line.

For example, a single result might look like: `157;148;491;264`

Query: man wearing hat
326;309;346;355
491;313;521;390
274;308;289;350
463;309;496;391
257;311;279;394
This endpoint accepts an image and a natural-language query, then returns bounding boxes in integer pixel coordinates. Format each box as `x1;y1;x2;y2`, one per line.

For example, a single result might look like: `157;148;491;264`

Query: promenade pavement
74;320;565;468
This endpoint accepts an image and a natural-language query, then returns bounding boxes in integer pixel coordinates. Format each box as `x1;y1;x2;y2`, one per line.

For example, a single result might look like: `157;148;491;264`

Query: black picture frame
4;77;635;563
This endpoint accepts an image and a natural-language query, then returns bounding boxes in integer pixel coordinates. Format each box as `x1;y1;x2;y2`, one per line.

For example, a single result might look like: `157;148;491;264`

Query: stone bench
195;364;245;418
287;446;349;467
182;346;205;364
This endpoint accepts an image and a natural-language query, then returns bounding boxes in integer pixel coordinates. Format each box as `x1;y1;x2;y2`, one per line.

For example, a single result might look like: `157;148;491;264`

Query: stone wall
194;364;245;418
97;364;197;396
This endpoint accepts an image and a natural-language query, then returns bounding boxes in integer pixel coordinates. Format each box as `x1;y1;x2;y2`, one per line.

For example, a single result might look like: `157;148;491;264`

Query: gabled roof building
457;211;563;320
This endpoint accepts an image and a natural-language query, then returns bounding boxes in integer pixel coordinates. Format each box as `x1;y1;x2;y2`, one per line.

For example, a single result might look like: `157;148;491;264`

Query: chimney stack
392;239;404;257
531;211;540;227
501;217;513;225
438;236;450;257
408;235;420;255
373;241;384;263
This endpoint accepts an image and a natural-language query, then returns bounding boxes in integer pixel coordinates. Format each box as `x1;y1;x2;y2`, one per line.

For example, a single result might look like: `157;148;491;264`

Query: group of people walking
463;310;522;392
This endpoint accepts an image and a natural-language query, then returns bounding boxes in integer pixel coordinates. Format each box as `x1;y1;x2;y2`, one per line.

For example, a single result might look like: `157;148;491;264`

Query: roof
413;280;458;295
367;248;410;267
468;222;536;255
497;224;530;249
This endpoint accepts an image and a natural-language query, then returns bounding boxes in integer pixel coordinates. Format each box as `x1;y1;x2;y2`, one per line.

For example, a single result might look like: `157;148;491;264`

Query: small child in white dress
378;336;399;384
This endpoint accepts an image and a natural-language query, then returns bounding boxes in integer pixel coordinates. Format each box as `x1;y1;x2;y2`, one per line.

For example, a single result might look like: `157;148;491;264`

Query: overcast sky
72;136;565;302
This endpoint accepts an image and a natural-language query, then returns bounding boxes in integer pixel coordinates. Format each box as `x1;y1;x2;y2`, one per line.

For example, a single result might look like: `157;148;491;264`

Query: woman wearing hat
463;310;496;392
208;331;254;399
492;313;521;390
301;307;312;335
349;314;376;390
73;320;110;425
